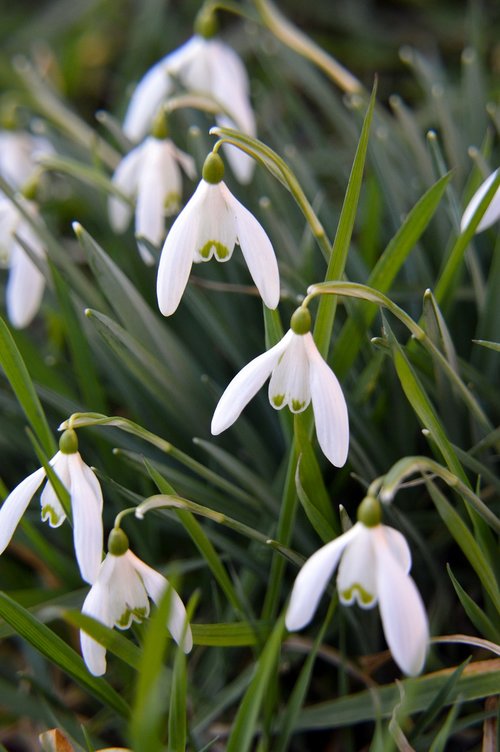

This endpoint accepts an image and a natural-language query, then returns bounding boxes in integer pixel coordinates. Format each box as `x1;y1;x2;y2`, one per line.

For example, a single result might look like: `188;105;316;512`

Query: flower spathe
108;136;196;265
156;178;280;315
80;548;193;676
211;328;349;468
0;433;103;584
123;36;256;183
285;521;429;676
0;195;46;328
461;168;500;233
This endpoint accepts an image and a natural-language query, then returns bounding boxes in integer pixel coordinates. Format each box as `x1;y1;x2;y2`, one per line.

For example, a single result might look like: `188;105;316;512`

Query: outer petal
108;146;143;233
268;332;310;412
209;41;255;136
461;169;500;233
226;186;280;309
0;466;46;554
381;525;412;575
66;453;103;584
337;525;377;608
156;183;205;315
129;551;193;653
211;330;292;435
305;333;349;468
374;532;429;676
123;58;172;142
81;573;114;676
286;524;362;631
6;228;46;329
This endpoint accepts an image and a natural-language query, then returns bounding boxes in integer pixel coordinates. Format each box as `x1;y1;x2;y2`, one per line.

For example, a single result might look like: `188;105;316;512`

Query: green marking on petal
164;191;180;213
198;240;229;260
272;394;285;408
291;398;306;412
341;584;375;606
41;505;64;526
116;605;148;629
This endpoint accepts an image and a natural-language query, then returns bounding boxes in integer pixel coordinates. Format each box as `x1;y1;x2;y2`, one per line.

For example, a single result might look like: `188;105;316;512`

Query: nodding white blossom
123;35;256;183
80;532;192;676
286;503;429;676
461;168;500;233
211;311;349;468
156;153;279;316
0;429;103;584
108;135;196;265
0;130;54;189
0;195;46;329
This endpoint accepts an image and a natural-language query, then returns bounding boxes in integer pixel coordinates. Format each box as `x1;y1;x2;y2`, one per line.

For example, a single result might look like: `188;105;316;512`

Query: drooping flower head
286;496;429;676
0;130;54;190
211;306;349;468
109;113;196;264
156;151;280;316
122;11;255;183
80;527;192;676
0;428;103;584
0;194;46;328
461;168;500;233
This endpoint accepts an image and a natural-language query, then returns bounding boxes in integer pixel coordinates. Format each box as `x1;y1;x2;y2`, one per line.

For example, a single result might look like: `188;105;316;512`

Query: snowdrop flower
0;429;103;584
0;130;53;189
81;527;192;676
109;119;196;264
461;168;500;233
0;194;46;328
286;497;429;676
123;13;255;183
157;152;279;315
211;307;349;467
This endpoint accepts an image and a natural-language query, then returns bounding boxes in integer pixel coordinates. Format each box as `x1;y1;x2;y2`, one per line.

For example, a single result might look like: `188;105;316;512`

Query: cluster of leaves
0;1;498;751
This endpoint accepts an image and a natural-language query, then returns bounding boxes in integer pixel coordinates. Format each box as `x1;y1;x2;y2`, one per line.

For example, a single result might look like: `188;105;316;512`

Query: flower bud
108;527;129;556
59;428;79;455
202;152;225;184
290;307;311;335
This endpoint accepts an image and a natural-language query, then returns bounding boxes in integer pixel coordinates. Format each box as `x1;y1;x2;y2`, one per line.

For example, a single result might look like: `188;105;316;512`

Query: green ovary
199;240;229;260
341;583;375;606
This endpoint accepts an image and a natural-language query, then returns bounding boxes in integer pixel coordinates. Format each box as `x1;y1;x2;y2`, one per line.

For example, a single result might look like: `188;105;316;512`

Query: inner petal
193;184;236;264
268;334;310;413
337;526;377;610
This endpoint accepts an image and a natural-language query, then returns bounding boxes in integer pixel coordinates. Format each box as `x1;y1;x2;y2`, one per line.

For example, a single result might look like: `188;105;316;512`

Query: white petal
108;552;150;628
286;524;362;631
305;333;349;468
209;41;255;136
40;452;70;528
375;535;429;675
461;169;500;233
135;146;170;249
129;551;193;653
0;466;46;553
170;36;211;91
81;574;114;676
191;182;236;263
156;183;204;316
268;332;310;412
381;525;412;574
211;331;292;435
67;453;103;584
123;59;172;142
226;186;279;308
337;525;377;608
6;231;46;329
108;146;143;233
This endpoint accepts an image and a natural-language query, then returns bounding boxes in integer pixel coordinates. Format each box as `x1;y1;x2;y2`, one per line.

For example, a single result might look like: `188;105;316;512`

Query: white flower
461;168;500;233
0;430;103;584
211;328;349;468
285;520;429;676
123;36;256;183
108;136;196;265
0;195;46;328
80;546;193;676
0;130;54;189
156;174;280;316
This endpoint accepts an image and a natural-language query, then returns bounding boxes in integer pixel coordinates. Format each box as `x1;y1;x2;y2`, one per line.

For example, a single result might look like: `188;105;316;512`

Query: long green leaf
446;565;500;643
0;592;129;717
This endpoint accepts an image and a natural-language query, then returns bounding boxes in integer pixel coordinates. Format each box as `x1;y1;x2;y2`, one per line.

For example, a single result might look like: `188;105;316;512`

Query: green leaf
409;658;469;741
191;621;269;646
226;614;286;752
446;565;500;643
0;592;129;717
295;453;337;543
0;317;55;456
